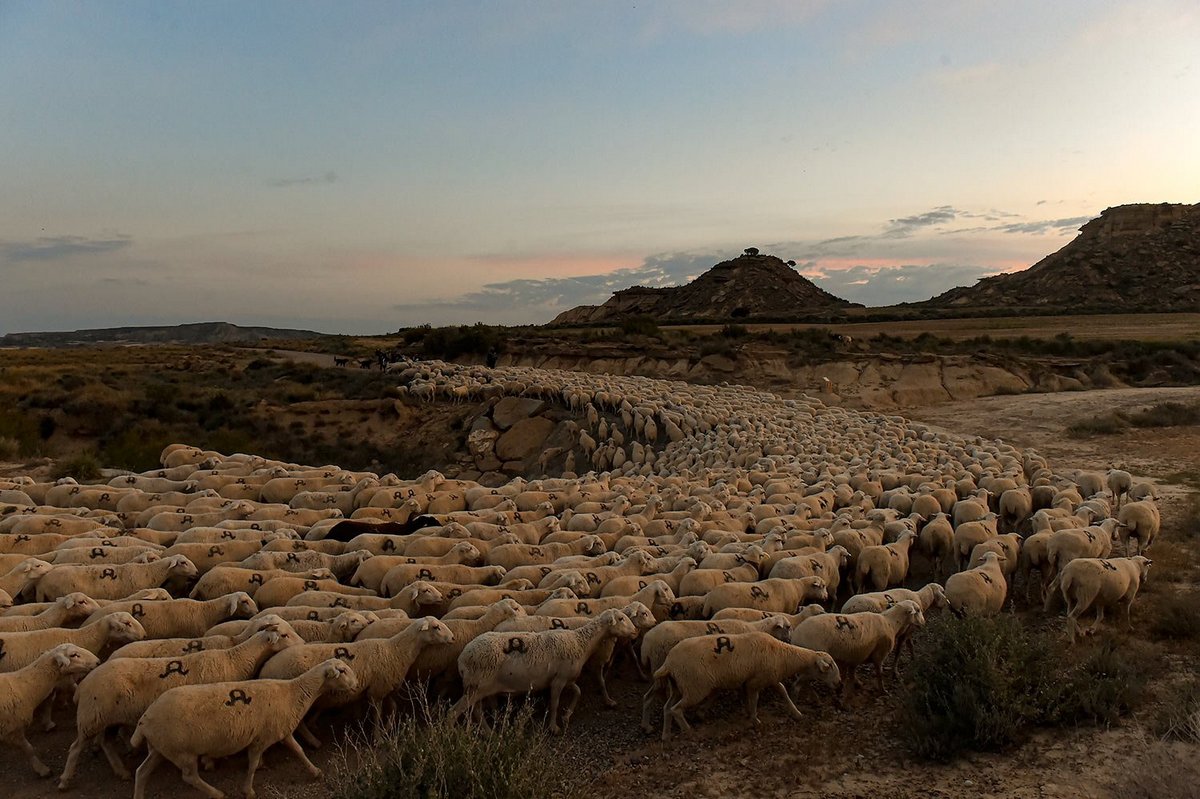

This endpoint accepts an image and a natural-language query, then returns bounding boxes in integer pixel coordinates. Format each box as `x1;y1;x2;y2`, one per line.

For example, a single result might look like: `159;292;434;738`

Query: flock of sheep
0;362;1162;798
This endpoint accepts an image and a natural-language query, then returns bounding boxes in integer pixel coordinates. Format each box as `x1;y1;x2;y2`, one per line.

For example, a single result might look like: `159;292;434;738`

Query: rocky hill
926;203;1200;312
0;321;326;348
551;251;855;325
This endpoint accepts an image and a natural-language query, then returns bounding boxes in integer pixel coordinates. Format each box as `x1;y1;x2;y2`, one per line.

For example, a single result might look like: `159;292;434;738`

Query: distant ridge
0;321;326;348
551;250;855;325
924;203;1200;312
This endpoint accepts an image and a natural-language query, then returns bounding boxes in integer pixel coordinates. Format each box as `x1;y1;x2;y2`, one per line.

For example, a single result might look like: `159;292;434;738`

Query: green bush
326;697;573;799
1148;592;1200;640
900;615;1141;760
1127;401;1200;428
1066;412;1130;437
51;452;103;481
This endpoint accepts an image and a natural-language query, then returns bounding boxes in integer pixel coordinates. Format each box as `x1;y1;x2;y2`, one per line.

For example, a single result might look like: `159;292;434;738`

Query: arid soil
5;386;1199;799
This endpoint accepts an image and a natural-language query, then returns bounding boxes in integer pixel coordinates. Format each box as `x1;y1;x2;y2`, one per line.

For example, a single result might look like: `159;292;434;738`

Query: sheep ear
817;657;831;673
53;651;72;668
420;618;432;631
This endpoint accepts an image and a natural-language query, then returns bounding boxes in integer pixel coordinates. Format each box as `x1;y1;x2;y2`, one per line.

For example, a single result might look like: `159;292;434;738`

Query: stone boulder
495;416;556;462
492;397;548;430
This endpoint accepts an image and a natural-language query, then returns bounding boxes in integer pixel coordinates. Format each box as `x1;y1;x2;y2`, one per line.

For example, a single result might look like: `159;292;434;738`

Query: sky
1;1;1197;334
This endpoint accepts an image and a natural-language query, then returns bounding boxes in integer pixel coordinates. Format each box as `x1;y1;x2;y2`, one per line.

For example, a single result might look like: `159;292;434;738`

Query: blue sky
1;1;1197;333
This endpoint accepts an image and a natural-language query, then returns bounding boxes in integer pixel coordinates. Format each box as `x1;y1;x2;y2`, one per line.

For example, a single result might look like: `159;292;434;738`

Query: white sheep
654;631;840;740
0;612;146;672
1106;468;1133;510
944;551;1008;616
0;644;100;776
258;616;454;734
789;600;925;699
35;555;198;602
58;626;304;786
1052;555;1152;642
700;576;828;618
853;531;916;593
0;592;100;633
0;558;54;600
451;607;638;733
129;658;358;799
82;593;258;639
108;613;295;658
1116;500;1160;555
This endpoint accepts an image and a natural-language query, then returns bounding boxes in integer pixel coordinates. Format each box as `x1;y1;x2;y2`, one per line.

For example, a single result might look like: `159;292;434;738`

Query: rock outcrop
552;252;854;325
926;203;1200;312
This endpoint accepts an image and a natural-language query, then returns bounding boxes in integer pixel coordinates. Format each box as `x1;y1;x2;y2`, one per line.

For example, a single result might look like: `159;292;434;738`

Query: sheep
0;644;101;776
213;612;370;645
378;563;506;597
917;512;954;579
0;592;101;633
50;545;163;565
58;626;305;786
129;658;358;799
944;551;1008;616
709;604;826;625
238;548;372;578
82;593;258;639
789;600;924;698
953;512;998;570
0;611;145;673
840;583;946;670
534;580;674;620
161;540;273;574
1051;555;1152;642
451;607;639;733
1018;529;1055;603
1044;521;1118;583
654;631;840;740
0;558;54;599
35;555;198;602
445;584;580;612
284;581;442;615
357;598;525;691
0;588;10;609
188;565;337;600
851;530;916;593
967;532;1024;580
601;558;697;597
1116;500;1160;555
109;614;304;658
250;576;378;609
1107;468;1133;510
1;586;172;618
767;546;850;598
700;576;828;618
258;616;454;735
677;562;760;597
486;537;604;570
637;616;793;731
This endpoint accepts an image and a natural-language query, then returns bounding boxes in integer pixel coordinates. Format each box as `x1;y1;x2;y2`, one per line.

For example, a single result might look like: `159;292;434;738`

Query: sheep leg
295;718;322;750
773;681;805;720
873;658;886;693
1091;605;1106;636
281;734;322;778
547;680;566;734
99;729;133;780
593;660;618;708
745;687;762;725
58;733;93;789
641;679;665;734
9;731;51;777
559;681;583;731
178;754;225;799
241;745;266;799
133;748;164;799
36;691;56;732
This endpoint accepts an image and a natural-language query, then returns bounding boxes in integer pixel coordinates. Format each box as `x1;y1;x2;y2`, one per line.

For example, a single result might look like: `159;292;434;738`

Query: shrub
51;452;103;481
0;436;19;461
1148;592;1200;640
720;324;749;338
325;696;574;799
1148;675;1200;743
422;324;507;360
1127;401;1200;428
1066;412;1130;437
617;316;660;337
900;615;1141;760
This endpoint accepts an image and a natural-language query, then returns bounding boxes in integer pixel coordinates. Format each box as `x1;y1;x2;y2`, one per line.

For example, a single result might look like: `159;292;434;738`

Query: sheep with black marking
944;551;1008;616
1050;555;1152;642
83;592;258;639
58;626;305;786
534;580;674;621
188;565;337;601
700;576;828;618
1116;500;1160;555
0;558;54;599
238;548;372;579
109;614;298;658
451;607;638;733
789;600;924;699
0;611;145;673
0;592;100;633
654;631;840;740
35;555;197;602
129;658;358;799
0;644;100;776
284;581;443;615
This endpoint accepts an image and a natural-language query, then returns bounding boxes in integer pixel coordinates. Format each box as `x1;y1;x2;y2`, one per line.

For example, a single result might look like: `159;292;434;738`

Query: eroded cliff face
492;349;1105;411
928;203;1200;311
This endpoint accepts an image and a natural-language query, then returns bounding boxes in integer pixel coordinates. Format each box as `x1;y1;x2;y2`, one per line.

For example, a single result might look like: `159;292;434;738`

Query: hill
0;321;326;348
551;250;854;325
926;203;1200;312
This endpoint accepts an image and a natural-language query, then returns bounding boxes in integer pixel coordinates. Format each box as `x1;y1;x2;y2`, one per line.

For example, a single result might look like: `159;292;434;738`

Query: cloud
267;171;338;188
885;205;959;236
804;263;1003;306
0;234;133;263
992;216;1092;235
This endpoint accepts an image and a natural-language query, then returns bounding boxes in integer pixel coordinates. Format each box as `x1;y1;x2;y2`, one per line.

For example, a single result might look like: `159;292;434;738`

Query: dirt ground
6;386;1200;799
